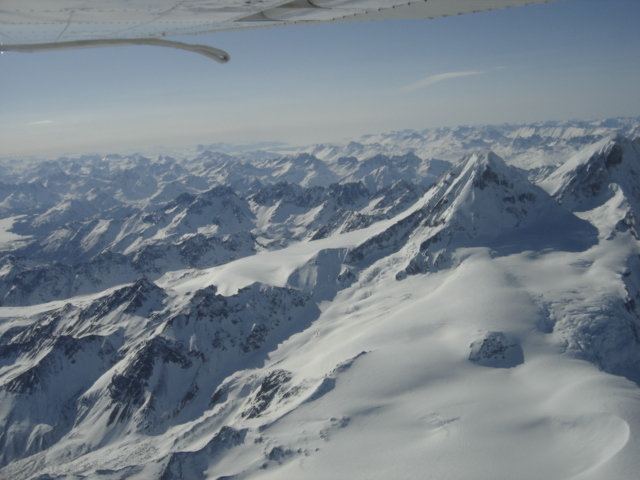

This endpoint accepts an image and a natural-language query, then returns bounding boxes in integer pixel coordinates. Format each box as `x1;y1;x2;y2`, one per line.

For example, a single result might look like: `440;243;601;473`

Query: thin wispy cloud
28;120;53;126
400;71;485;93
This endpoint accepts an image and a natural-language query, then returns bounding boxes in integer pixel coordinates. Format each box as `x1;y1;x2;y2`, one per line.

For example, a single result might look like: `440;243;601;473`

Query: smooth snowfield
158;205;413;297
175;246;640;480
0;217;31;250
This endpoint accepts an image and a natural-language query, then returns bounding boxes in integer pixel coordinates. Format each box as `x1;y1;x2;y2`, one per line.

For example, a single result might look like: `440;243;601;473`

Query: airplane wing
0;1;559;62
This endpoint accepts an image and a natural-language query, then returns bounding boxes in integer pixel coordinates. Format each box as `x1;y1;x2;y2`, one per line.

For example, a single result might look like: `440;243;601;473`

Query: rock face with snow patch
0;276;321;470
469;332;524;368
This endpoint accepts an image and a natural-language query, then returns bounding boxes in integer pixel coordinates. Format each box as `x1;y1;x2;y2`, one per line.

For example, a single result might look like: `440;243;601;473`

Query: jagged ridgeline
1;118;640;479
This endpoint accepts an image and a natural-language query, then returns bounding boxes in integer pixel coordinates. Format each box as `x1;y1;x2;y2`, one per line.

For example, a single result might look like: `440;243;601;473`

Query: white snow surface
0;217;31;250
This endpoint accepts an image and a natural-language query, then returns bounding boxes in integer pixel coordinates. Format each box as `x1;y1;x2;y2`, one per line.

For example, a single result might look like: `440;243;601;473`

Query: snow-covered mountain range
1;118;640;479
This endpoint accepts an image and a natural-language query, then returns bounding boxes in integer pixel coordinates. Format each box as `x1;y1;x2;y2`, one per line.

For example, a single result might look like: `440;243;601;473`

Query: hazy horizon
2;0;639;158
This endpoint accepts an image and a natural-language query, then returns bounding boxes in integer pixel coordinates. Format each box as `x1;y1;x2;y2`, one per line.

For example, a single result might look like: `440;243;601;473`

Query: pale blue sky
1;0;639;157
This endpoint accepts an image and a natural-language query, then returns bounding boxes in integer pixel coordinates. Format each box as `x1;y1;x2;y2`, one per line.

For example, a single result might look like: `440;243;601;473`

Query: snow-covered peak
427;150;591;237
293;117;640;168
539;134;640;212
347;149;596;276
269;153;340;188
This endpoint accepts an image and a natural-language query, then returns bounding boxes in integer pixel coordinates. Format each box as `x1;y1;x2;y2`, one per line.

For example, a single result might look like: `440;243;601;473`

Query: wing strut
1;38;230;63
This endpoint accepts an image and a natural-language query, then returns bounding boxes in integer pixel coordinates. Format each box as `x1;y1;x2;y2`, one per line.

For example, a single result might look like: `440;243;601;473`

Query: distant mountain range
1;118;639;479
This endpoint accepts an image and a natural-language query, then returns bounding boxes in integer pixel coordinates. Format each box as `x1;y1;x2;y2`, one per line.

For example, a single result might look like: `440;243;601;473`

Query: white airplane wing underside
0;0;558;61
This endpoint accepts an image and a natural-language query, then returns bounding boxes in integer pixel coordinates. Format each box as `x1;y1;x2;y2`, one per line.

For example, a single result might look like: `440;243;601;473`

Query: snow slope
3;195;639;479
